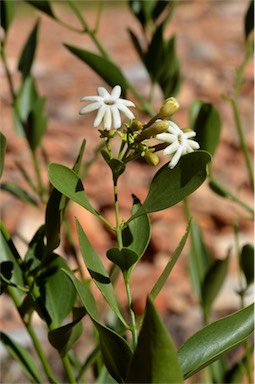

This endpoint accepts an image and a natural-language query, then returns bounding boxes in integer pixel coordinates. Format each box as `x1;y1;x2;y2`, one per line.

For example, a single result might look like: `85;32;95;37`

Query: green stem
7;286;59;383
114;180;123;249
229;97;254;191
31;149;47;202
124;273;138;350
62;355;77;384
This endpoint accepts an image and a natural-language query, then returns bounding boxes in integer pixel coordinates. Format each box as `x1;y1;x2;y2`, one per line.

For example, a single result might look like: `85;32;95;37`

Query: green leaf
129;151;211;220
0;0;14;33
76;219;126;325
0;132;7;178
240;243;254;287
126;297;184;383
245;1;254;41
122;194;151;260
150;221;191;301
106;247;139;273
94;320;133;383
18;19;40;79
48;163;97;216
0;332;41;383
62;269;99;322
13;76;37;129
178;303;254;379
45;140;86;254
201;252;230;317
0;182;38;205
24;225;46;272
36;255;76;328
0;261;13;294
26;94;48;151
48;307;86;357
191;102;221;157
26;0;55;18
64;44;128;95
187;219;213;299
0;223;24;302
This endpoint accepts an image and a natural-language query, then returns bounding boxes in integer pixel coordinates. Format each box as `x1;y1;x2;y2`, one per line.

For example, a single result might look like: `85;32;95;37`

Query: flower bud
143;150;159;166
159;97;180;119
135;120;169;142
129;119;143;132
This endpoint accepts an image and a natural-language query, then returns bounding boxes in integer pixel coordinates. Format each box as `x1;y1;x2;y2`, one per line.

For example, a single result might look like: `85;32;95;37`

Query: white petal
186;139;200;149
80;95;102;102
155;133;177;143
184;131;196;139
111;85;121;99
163;141;180;155
79;101;101;114
111;105;121;129
103;107;112;130
169;147;183;169
118;98;136;107
116;103;135;120
167;121;181;134
97;87;110;98
94;105;107;127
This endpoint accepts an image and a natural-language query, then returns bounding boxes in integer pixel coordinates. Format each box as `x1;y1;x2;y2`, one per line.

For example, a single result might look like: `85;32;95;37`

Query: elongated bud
135;120;169;142
143;150;159;166
129;119;143;132
159;97;179;119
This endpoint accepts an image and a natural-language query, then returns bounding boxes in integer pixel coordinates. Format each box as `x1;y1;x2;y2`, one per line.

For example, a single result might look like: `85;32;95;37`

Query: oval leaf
130;151;211;220
126;297;184;383
178;303;254;379
106;247;139;273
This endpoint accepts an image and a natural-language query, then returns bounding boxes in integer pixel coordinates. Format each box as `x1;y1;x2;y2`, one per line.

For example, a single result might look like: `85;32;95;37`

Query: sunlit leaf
178;304;254;379
126;297;184;383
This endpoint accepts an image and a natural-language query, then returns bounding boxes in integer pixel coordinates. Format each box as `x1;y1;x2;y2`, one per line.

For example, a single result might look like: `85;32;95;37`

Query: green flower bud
159;97;179;119
135;120;169;142
143;150;159;166
129;119;143;132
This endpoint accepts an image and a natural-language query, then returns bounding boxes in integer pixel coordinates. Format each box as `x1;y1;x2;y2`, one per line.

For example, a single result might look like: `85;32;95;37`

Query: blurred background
0;0;253;382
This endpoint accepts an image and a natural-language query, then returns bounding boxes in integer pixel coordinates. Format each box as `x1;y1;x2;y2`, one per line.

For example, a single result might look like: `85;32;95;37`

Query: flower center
177;134;183;145
104;99;115;106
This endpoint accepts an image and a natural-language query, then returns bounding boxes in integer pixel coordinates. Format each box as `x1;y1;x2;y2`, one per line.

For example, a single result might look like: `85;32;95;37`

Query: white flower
155;121;200;169
80;85;136;130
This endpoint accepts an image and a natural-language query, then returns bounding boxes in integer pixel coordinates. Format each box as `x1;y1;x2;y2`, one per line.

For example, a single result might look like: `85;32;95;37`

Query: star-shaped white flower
80;85;136;130
155;121;200;169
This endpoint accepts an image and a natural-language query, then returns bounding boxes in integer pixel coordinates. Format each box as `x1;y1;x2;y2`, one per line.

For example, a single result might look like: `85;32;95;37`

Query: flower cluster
80;85;200;168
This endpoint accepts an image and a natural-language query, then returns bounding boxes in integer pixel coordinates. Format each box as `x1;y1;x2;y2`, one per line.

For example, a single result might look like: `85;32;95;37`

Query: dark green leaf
191;102;221;156
13;76;37;132
127;28;144;62
107;247;139;273
178;303;254;379
0;0;14;33
25;94;48;151
48;307;86;356
0;261;13;294
240;243;254;287
188;219;213;299
150;221;191;300
76;219;126;325
64;44;128;95
94;320;133;383
45;140;86;254
0;182;38;205
48;163;98;217
24;225;46;272
0;223;24;302
126;297;184;383
0;332;41;383
37;255;76;328
26;0;55;18
18;19;40;79
0;132;7;178
245;1;254;41
122;194;151;260
201;252;230;317
63;269;99;321
129;151;211;220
